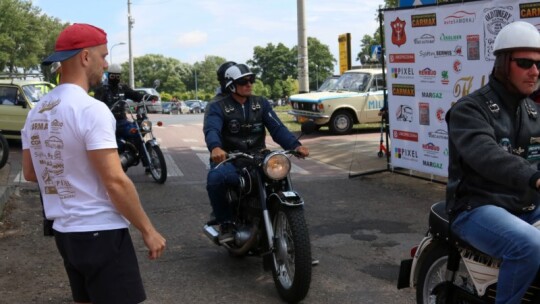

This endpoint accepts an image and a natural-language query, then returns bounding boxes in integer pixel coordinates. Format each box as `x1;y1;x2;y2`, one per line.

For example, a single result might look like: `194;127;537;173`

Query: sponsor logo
419;68;437;83
484;6;514;60
51;119;63;131
414;33;435;44
31;122;48;130
423;142;441;155
467;34;480;60
421;91;443;99
419;102;430;126
444;10;476;25
440;33;462;41
392;84;415;96
391;67;414;79
393;130;419;142
394;147;419;161
368;99;384;110
396;105;413;122
45;136;64;149
453;60;462;73
389;53;415;63
412;13;437;27
436;108;446;123
423;160;443;169
441;70;450;85
520;2;540;18
428;129;449;140
391;17;407;47
420;45;463;58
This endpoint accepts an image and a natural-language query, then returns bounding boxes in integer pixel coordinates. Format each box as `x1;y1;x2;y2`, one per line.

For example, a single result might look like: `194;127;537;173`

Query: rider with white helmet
447;21;540;304
203;63;309;243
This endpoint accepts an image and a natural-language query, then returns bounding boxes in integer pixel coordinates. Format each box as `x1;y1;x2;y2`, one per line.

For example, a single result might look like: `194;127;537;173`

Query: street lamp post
109;42;126;65
316;64;319;90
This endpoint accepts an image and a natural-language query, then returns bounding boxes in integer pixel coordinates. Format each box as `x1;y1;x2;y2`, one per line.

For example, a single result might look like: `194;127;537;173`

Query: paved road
1;113;446;303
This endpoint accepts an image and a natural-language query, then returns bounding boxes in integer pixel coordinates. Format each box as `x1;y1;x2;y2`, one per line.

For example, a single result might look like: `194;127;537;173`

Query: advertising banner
384;0;540;176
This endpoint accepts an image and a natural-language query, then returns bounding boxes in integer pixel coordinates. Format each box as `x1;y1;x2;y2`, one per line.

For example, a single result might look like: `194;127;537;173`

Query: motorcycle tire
271;206;312;303
147;144;167;184
0;133;9;170
416;244;449;304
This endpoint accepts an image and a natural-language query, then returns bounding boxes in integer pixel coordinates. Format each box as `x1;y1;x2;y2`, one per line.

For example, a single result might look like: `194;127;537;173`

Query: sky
33;0;384;74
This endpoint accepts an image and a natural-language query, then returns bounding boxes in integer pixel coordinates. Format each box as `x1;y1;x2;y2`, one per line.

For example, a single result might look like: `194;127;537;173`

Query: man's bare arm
22;149;38;182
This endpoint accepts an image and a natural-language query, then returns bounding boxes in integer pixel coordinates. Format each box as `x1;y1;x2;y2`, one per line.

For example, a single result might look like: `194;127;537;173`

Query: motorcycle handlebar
215;150;299;169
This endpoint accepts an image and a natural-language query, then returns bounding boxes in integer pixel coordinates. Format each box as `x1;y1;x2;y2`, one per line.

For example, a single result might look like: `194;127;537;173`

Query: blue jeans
452;205;540;304
206;162;240;223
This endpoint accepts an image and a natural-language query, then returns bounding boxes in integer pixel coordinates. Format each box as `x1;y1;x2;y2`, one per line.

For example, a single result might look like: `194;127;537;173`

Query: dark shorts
54;228;146;304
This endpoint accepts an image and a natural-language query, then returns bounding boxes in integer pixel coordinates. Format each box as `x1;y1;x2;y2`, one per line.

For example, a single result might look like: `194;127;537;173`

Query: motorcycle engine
120;150;136;171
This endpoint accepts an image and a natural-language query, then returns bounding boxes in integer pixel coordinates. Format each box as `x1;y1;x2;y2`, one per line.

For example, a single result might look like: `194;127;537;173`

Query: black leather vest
100;85;127;120
219;96;265;153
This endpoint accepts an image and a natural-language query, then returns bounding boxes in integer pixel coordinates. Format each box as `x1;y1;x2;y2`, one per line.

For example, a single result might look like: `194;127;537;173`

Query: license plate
298;116;308;123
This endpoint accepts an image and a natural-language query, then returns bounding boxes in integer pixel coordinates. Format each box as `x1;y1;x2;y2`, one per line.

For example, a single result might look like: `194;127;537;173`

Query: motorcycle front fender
146;138;158;147
267;191;304;207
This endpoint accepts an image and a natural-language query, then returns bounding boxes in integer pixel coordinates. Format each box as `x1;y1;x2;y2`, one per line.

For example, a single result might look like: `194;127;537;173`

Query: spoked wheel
416;245;474;304
0;133;8;169
271;206;312;303
146;143;167;184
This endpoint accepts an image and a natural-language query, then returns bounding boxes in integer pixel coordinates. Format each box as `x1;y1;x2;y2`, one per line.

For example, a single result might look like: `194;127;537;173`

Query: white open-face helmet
108;63;122;74
224;64;254;93
493;21;540;55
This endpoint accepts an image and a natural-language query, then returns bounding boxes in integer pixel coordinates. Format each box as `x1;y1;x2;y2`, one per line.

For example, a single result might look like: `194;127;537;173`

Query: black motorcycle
397;201;540;303
203;122;316;303
114;95;167;184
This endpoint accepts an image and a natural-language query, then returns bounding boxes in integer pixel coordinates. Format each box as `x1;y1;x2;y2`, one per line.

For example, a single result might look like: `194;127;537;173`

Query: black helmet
224;63;254;93
217;61;236;83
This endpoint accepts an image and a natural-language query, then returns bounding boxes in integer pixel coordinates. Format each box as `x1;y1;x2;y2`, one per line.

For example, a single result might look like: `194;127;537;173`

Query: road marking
164;153;184;177
183;139;199;143
14;171;29;183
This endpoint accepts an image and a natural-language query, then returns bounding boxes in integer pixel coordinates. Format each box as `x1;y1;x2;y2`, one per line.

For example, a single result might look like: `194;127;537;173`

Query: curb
0;162;13;219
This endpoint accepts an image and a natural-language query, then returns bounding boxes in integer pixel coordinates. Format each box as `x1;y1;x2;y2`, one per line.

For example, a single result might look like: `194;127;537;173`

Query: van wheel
329;111;353;135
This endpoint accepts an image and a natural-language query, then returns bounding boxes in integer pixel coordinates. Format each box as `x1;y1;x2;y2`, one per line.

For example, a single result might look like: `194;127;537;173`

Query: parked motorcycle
203;122;316;303
113;94;167;184
397;201;540;303
0;131;8;169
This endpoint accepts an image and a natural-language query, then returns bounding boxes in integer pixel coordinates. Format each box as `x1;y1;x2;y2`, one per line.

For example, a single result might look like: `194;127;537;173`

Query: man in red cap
21;23;166;304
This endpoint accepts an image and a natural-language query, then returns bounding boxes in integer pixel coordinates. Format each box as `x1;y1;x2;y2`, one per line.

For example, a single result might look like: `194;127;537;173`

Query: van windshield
23;83;54;103
331;73;370;92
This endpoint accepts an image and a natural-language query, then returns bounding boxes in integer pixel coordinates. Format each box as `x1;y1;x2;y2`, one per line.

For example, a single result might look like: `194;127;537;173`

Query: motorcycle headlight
140;120;152;132
263;152;291;180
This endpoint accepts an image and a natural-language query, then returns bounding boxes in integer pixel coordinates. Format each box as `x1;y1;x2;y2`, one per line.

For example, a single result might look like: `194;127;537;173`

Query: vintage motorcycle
203;122;316;303
397;201;540;303
113;94;167;184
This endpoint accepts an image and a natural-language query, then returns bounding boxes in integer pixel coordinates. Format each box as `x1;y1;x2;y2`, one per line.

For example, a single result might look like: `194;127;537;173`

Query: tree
248;42;297;89
355;0;398;64
0;0;64;75
302;37;336;91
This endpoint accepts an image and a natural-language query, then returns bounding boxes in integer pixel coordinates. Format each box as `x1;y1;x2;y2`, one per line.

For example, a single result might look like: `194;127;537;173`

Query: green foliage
0;0;65;75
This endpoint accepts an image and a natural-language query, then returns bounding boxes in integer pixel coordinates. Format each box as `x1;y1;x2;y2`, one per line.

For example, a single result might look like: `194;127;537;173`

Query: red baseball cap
42;23;107;65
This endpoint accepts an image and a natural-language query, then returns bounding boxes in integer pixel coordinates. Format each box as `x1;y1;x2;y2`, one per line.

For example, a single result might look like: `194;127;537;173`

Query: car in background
0;78;55;139
161;102;173;114
185;100;204;114
288;68;385;135
134;87;162;113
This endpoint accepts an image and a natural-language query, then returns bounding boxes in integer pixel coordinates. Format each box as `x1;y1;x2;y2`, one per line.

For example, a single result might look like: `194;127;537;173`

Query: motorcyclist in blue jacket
203;63;309;243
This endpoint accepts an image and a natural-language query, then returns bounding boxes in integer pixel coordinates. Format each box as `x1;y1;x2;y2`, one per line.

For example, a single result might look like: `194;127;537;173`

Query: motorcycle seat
429;201;485;253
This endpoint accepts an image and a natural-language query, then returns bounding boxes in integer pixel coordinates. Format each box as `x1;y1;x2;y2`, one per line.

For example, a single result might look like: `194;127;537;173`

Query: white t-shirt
21;84;129;232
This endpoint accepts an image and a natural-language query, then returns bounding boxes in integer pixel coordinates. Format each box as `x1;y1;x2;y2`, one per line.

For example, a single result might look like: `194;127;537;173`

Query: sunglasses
235;75;255;86
109;74;120;79
511;58;540;70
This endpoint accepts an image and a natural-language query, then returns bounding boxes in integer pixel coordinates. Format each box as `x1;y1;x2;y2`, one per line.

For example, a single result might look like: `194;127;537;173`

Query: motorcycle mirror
153;79;160;89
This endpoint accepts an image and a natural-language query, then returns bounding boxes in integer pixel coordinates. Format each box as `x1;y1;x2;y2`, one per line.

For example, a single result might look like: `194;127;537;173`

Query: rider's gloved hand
295;145;309;158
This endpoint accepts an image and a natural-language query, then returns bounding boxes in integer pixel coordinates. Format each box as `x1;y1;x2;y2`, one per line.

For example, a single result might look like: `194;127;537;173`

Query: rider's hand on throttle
295;146;309;158
211;147;227;163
